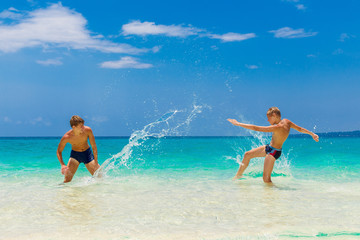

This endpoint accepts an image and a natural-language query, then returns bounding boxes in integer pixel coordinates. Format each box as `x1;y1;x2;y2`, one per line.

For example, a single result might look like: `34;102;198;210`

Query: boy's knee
64;171;74;183
244;151;252;159
64;175;73;183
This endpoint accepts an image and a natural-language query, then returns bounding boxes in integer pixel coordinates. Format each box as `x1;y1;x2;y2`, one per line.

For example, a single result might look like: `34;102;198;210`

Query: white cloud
100;56;153;69
245;64;259;69
2;116;12;123
36;58;63;66
339;33;349;42
296;4;306;10
282;0;307;11
152;46;161;53
269;27;317;39
30;117;51;126
307;54;317;58
122;20;256;43
0;8;24;20
208;32;256;42
0;3;147;54
91;116;108;123
332;48;344;55
122;20;203;37
338;33;356;42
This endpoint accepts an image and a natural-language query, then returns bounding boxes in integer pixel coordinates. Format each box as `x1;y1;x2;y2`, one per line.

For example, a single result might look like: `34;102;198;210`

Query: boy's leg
85;160;100;176
64;158;79;183
263;154;276;183
233;145;266;179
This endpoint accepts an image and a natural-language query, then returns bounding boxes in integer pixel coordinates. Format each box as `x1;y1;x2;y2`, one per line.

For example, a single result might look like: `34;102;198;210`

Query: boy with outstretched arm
228;107;319;183
57;115;100;183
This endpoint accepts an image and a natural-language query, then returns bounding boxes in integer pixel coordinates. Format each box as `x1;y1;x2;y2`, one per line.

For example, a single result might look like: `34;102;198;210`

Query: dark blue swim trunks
70;148;94;164
265;144;282;160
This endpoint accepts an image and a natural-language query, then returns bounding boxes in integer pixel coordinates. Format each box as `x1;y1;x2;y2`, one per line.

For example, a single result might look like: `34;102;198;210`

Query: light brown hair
267;107;281;117
70;115;85;127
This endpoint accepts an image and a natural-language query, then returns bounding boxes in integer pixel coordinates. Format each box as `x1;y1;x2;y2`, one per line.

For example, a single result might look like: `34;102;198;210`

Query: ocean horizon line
0;130;359;139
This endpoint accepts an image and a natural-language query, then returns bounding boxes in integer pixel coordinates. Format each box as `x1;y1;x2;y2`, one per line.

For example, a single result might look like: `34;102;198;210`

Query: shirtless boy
57;115;100;183
228;107;319;183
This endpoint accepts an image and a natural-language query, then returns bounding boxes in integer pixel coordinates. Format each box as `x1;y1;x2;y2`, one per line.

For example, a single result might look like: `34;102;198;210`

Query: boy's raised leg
233;145;266;180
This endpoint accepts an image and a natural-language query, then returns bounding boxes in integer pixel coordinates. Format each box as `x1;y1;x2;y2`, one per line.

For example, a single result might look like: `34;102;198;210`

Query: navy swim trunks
265;144;282;160
70;148;94;164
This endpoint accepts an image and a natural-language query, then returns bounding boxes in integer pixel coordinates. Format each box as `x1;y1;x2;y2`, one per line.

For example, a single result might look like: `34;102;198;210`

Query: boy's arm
227;119;278;132
88;128;98;164
289;120;319;142
57;137;68;174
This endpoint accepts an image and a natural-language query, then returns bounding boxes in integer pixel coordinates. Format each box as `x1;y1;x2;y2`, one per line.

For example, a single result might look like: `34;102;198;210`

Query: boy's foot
232;175;242;180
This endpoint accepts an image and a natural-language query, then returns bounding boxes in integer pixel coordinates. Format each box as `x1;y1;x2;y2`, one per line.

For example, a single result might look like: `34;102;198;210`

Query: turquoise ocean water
1;111;359;240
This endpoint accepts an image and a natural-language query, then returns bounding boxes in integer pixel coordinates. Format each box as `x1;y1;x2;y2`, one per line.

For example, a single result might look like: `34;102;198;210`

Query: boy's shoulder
282;119;292;124
84;125;92;131
62;130;73;141
279;119;293;128
83;126;94;135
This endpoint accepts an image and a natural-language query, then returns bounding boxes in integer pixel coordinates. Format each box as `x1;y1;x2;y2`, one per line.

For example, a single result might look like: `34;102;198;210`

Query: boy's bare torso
269;119;292;149
64;127;91;151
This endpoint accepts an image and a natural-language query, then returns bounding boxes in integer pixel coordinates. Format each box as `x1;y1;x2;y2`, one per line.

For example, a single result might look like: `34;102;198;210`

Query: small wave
280;231;360;238
247;171;290;178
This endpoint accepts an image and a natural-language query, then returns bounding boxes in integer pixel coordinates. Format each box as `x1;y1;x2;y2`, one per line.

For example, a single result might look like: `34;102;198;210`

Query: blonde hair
267;107;281;117
70;115;85;127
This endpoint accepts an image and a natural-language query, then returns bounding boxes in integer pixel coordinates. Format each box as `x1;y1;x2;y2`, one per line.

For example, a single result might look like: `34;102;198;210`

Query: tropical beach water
1;117;360;239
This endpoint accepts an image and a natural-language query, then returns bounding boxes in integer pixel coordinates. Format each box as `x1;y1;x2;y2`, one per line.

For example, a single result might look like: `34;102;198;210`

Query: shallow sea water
1;135;360;240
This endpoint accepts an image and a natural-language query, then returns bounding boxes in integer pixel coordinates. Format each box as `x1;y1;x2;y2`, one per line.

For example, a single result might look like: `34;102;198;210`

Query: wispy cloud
30;117;51;126
332;48;344;55
339;33;350;42
2;116;12;123
282;0;307;11
338;33;355;42
269;27;317;39
0;3;147;54
295;4;306;10
122;20;203;37
0;7;24;20
245;64;259;69
91;116;109;123
122;20;255;43
100;56;153;69
36;58;63;66
208;32;256;42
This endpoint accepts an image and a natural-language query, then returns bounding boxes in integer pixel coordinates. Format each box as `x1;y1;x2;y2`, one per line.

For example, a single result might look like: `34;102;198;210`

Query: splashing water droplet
94;104;206;178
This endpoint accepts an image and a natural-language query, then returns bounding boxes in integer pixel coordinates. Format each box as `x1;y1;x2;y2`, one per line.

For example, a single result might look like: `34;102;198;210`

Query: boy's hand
61;165;69;175
227;119;239;126
312;133;319;142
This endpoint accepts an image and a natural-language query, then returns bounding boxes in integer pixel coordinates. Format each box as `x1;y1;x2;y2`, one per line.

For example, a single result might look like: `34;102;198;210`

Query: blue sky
0;0;359;136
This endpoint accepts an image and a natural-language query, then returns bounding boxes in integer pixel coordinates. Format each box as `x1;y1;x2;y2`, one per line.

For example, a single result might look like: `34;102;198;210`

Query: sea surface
1;114;359;240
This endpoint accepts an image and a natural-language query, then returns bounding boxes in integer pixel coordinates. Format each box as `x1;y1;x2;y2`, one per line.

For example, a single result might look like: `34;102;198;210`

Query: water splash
94;104;205;177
